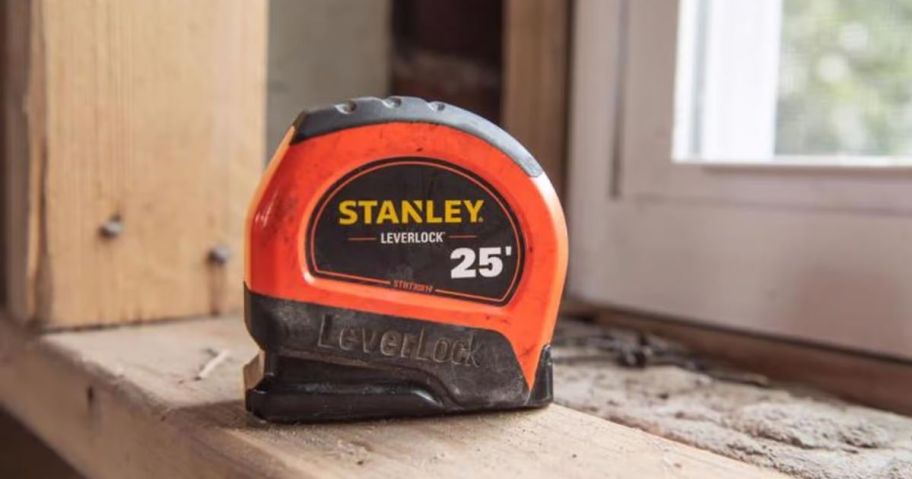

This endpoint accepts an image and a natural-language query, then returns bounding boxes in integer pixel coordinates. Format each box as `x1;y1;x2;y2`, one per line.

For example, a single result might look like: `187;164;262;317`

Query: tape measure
243;96;568;421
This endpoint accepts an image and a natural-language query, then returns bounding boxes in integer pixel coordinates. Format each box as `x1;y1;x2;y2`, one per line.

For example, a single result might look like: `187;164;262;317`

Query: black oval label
307;158;524;305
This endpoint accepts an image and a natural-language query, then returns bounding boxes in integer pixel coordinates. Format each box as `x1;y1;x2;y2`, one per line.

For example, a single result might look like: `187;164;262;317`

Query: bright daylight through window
674;0;912;165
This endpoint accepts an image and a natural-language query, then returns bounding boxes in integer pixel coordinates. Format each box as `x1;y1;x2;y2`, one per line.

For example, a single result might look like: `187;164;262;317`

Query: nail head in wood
99;216;124;239
208;245;232;265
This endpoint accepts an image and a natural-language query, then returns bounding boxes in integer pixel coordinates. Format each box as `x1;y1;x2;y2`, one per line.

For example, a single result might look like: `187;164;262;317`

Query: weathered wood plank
0;315;786;479
502;0;570;196
2;0;266;327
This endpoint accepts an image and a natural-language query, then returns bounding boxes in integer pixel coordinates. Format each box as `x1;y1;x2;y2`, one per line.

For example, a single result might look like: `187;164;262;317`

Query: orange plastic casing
246;121;568;388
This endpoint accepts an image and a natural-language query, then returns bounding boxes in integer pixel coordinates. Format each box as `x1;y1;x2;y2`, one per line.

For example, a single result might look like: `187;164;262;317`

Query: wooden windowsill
0;316;785;478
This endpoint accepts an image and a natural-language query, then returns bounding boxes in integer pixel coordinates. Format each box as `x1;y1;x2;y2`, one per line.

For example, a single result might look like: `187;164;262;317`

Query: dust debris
195;348;231;381
554;318;912;479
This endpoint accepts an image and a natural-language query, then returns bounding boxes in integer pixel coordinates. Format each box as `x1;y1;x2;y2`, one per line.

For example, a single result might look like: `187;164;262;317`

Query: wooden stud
502;0;571;196
2;0;266;327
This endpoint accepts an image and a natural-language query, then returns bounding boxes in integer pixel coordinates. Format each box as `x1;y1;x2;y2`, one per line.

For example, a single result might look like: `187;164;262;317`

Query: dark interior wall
391;0;503;123
0;410;82;478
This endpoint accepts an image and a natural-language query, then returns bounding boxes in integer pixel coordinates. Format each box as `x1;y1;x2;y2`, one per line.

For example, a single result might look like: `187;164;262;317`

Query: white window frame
674;0;782;161
567;0;912;359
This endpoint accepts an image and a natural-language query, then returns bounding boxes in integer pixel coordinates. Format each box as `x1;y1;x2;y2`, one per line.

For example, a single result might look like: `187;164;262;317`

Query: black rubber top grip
290;96;543;177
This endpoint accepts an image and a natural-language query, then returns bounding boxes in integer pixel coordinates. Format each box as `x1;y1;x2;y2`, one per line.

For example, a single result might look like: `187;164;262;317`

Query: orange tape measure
243;97;567;421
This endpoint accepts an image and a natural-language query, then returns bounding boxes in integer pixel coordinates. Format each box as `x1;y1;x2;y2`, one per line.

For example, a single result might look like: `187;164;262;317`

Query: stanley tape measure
243;96;567;421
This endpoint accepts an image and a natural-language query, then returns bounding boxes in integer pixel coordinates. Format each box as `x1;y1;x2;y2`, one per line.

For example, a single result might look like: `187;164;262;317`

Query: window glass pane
674;0;912;165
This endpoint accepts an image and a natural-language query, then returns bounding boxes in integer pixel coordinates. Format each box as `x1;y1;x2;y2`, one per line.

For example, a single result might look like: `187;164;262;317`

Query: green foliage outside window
777;0;912;156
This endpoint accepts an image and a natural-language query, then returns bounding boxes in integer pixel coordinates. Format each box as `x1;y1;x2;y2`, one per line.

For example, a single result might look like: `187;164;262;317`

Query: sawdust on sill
553;319;912;479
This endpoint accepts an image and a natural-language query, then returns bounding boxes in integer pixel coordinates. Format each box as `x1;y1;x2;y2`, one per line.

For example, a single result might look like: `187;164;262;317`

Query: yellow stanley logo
338;200;484;225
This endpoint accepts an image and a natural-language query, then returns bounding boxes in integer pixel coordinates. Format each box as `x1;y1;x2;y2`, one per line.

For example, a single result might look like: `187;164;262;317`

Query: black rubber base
243;289;553;422
245;350;552;422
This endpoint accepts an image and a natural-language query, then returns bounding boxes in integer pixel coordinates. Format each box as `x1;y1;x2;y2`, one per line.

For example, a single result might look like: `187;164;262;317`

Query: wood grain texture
2;0;44;325
502;0;570;196
0;315;786;479
598;310;912;417
2;0;266;327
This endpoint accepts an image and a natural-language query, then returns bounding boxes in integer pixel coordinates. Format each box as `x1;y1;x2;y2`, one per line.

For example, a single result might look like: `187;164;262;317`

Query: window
567;0;912;359
675;0;912;165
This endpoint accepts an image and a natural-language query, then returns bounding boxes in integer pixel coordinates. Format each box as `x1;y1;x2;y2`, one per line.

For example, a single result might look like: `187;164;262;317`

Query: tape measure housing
244;97;568;421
